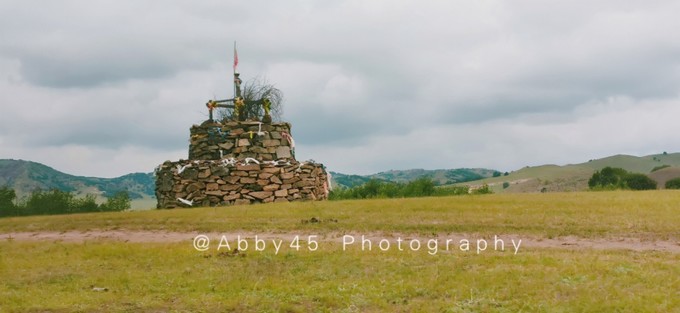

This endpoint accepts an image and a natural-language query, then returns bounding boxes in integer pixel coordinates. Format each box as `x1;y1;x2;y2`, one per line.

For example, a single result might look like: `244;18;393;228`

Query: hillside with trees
457;153;680;193
0;159;154;200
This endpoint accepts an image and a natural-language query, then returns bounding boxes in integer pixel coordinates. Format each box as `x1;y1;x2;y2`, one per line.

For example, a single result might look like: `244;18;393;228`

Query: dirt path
2;230;679;253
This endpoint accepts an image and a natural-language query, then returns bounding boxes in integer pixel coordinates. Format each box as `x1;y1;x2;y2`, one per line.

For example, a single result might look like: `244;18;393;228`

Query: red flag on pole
233;44;239;72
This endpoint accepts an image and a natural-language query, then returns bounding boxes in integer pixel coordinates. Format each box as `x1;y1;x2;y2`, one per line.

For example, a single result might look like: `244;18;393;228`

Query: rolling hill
3;152;679;209
0;159;155;203
648;166;680;188
459;153;680;193
331;168;499;188
1;159;498;206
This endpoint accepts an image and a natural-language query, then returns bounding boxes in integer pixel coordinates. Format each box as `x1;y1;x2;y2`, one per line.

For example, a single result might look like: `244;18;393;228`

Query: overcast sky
1;1;679;178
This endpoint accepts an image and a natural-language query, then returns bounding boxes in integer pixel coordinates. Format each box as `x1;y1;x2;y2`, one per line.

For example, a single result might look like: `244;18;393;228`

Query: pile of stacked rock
155;120;329;208
188;121;294;161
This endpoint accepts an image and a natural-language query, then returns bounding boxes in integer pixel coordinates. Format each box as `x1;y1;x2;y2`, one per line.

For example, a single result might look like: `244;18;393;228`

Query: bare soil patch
2;230;679;253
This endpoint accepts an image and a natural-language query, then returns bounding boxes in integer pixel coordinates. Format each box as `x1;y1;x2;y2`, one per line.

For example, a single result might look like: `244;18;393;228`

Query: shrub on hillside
588;167;628;189
623;174;657;190
101;191;131;212
0;186;17;217
651;165;670;172
71;194;101;212
23;189;75;215
402;177;435;197
589;167;657;191
665;178;680;189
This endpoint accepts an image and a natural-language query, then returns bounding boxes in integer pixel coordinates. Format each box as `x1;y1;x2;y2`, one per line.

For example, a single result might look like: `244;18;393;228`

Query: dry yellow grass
1;191;679;311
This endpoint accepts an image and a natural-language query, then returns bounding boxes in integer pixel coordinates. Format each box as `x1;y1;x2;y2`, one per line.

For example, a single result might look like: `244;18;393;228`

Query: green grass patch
1;191;679;239
1;241;678;312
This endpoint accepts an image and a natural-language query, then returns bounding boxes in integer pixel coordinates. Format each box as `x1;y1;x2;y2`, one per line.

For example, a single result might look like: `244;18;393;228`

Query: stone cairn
155;120;329;208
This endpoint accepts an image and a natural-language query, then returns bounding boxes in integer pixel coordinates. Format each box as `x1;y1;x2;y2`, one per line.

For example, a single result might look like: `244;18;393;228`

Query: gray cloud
1;0;679;177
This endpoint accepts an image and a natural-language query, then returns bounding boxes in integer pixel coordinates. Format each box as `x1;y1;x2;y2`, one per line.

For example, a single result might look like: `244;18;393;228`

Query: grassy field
1;191;679;312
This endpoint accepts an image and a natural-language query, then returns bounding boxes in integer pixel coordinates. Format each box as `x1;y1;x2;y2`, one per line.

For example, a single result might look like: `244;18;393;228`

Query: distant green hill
330;172;372;188
1;160;497;207
459;152;680;193
4;152;678;206
331;168;498;189
0;159;155;202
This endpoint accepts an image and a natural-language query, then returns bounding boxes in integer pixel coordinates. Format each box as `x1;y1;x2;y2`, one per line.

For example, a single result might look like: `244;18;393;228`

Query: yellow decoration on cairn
234;97;245;120
262;98;272;123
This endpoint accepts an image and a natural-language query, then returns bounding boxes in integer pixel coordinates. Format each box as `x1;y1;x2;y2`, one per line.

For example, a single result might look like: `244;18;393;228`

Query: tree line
587;166;679;190
329;177;491;200
0;187;130;217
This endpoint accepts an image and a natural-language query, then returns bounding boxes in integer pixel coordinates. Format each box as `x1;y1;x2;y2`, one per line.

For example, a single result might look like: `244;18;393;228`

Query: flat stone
262;139;281;147
225;176;241;184
198;169;211;179
205;190;224;196
206;183;219;191
275;189;288;197
280;172;294;180
262;167;281;174
220;184;240;191
250;191;273;200
295;180;313;188
283;177;301;184
218;142;234;150
236;164;260;171
211;166;229;177
223;194;241;201
270;176;282;184
263;184;280;192
259;172;274;179
180;168;198;180
240;177;257;184
276;146;291;159
238;139;251;147
250;147;269;154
